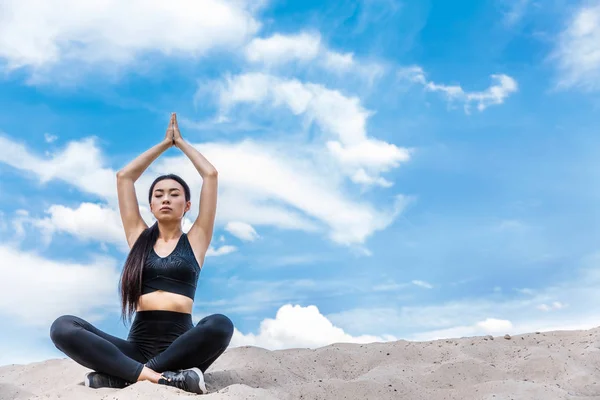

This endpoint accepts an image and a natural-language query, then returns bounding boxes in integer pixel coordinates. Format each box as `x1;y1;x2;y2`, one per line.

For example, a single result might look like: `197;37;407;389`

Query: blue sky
1;0;600;366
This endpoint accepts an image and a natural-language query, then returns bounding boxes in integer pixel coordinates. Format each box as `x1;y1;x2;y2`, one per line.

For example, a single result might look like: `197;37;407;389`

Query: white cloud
0;135;115;200
372;280;407;292
206;244;237;257
216;72;411;187
14;202;236;257
0;245;120;327
245;32;322;65
0;0;260;81
44;133;58;143
29;203;125;246
244;31;384;79
225;221;260;241
197;277;363;315
328;258;600;342
500;0;530;27
537;301;567;312
411;280;433;289
152;139;408;245
409;318;514;341
398;66;518;112
0;122;407;247
553;2;600;91
230;304;396;350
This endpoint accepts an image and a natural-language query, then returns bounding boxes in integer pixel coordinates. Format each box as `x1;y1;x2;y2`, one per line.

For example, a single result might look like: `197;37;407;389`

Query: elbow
204;169;218;178
116;170;132;181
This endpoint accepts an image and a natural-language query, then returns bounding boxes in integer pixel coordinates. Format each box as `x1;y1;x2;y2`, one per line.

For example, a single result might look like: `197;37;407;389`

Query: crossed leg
145;314;234;373
50;315;146;383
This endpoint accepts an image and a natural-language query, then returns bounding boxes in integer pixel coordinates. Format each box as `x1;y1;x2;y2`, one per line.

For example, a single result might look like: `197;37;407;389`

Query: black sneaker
84;371;130;389
158;367;206;394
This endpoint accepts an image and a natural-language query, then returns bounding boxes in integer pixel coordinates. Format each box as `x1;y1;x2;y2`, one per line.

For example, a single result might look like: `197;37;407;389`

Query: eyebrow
154;188;181;192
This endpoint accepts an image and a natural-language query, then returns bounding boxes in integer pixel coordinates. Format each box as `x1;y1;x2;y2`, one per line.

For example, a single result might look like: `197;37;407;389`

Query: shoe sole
84;373;91;388
188;367;207;394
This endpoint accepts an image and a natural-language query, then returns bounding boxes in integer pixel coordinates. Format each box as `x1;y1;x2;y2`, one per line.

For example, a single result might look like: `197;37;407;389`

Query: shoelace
160;372;190;391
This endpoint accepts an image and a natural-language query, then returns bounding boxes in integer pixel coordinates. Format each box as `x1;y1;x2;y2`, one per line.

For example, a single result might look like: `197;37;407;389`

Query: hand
164;113;176;146
172;113;184;146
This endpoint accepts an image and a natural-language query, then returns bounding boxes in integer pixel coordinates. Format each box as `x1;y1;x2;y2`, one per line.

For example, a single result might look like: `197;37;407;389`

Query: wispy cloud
328;257;600;340
398;66;518;113
500;0;531;27
553;2;600;91
411;280;433;289
225;221;260;242
244;31;385;80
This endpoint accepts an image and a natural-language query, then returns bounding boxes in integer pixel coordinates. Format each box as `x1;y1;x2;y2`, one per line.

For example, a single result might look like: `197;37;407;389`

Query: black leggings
49;310;234;383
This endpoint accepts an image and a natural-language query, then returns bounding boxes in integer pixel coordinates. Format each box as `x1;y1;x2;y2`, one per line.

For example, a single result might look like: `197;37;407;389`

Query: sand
2;327;600;399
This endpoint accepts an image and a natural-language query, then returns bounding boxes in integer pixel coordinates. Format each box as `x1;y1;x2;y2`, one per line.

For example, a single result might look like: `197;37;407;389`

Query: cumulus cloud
215;72;411;187
553;2;600;91
398;66;518;112
230;304;396;350
0;0;260;81
225;221;260;241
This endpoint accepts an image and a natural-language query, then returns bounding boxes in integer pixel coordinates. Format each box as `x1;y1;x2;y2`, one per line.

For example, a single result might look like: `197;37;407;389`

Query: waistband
133;310;192;323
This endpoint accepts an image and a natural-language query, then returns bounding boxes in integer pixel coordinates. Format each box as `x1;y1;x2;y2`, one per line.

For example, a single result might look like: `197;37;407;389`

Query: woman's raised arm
171;114;218;259
116;115;175;248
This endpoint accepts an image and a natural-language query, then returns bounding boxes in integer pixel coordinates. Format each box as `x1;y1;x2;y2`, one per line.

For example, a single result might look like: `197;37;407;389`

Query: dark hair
118;174;191;325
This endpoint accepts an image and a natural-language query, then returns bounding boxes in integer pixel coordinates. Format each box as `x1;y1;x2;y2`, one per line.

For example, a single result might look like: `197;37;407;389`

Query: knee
201;314;234;339
49;315;79;345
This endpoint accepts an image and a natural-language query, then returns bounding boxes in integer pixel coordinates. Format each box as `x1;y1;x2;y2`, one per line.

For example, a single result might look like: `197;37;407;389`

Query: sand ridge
2;327;600;399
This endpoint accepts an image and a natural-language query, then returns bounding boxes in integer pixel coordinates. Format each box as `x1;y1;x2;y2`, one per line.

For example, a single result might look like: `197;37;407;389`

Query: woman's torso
136;234;204;314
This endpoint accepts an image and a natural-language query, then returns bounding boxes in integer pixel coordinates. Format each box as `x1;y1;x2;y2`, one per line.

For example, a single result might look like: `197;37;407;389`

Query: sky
1;0;600;367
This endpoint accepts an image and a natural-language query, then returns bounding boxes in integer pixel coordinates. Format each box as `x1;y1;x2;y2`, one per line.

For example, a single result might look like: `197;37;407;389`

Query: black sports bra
141;233;201;300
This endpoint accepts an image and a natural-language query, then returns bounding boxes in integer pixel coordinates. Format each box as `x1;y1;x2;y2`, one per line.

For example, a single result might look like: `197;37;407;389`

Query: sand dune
2;327;600;399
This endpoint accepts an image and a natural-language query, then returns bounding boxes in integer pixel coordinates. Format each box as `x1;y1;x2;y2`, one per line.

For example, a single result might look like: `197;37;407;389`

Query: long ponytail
118;222;159;325
118;173;191;326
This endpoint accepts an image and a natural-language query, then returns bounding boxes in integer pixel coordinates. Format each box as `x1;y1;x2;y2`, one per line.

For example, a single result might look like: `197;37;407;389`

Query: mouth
159;207;172;211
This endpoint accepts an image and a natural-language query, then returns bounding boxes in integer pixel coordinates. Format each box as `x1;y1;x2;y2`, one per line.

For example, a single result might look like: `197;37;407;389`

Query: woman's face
150;179;190;222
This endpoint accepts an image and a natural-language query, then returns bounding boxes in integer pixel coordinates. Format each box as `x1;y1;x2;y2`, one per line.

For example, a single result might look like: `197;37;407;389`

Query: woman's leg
50;315;147;383
145;314;234;373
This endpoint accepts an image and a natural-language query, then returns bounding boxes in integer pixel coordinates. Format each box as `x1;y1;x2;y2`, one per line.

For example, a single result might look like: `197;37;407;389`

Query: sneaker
84;371;130;389
158;367;206;394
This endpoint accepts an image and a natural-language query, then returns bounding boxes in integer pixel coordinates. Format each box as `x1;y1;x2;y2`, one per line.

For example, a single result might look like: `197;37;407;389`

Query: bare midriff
136;291;193;314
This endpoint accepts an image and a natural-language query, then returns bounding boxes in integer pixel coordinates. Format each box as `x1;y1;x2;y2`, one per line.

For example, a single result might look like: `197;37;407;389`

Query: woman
49;113;233;395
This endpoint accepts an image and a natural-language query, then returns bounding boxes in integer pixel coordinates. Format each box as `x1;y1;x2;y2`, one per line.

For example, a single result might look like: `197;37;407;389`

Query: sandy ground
2;327;600;399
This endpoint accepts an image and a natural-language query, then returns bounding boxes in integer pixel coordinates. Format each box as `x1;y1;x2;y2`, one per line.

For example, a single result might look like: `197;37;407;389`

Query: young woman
49;113;233;394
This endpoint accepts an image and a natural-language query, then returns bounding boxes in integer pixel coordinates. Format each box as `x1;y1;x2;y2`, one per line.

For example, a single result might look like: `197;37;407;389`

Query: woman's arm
116;117;175;248
172;115;218;257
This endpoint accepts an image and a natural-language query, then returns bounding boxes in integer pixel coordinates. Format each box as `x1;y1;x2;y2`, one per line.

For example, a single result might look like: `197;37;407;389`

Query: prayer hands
164;113;184;147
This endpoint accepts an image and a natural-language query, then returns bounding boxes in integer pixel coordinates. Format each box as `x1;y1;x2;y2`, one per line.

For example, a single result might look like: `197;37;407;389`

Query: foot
158;367;206;394
84;371;130;389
